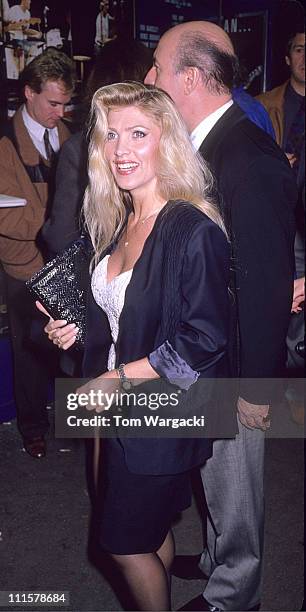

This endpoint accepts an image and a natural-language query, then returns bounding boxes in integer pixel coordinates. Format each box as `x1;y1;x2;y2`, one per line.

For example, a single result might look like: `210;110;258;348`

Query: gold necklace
124;206;163;247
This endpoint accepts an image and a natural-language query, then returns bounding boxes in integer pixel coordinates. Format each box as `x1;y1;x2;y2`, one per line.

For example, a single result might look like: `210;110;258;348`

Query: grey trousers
199;420;265;611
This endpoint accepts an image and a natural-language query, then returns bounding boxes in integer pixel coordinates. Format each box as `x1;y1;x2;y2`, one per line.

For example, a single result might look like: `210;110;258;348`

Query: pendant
124;241;129;247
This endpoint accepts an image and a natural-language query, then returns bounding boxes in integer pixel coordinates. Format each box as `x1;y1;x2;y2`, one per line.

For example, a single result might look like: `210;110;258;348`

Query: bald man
145;22;297;612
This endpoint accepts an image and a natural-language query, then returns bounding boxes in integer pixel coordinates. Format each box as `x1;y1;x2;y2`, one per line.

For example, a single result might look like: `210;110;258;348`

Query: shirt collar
22;104;48;142
191;100;233;151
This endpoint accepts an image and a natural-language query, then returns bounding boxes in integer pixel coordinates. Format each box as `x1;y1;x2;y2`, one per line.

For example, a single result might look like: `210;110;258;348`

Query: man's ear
24;85;35;103
285;55;291;68
184;66;201;95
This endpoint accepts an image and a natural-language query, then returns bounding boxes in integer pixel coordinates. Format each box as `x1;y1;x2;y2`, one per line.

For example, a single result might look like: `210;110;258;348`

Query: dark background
134;0;304;93
1;0;304;91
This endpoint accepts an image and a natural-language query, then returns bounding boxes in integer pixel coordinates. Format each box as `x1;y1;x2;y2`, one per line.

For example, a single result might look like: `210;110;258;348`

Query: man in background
8;0;31;23
5;0;42;67
145;21;296;612
257;29;305;163
95;0;115;51
0;48;75;458
6;0;40;40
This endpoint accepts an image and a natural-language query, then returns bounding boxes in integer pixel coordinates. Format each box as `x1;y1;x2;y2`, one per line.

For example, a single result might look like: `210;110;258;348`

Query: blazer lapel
13;107;41;166
58;120;71;146
14;108;70;166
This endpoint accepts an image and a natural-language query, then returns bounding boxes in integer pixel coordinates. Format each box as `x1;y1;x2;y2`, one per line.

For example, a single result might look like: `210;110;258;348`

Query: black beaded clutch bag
26;240;90;349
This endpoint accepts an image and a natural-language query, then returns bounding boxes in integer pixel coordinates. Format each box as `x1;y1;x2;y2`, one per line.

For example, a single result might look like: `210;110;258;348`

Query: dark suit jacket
199;103;297;403
42;131;88;256
83;201;235;475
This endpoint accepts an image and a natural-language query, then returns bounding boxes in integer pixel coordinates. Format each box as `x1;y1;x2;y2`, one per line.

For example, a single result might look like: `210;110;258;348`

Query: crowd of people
0;17;304;612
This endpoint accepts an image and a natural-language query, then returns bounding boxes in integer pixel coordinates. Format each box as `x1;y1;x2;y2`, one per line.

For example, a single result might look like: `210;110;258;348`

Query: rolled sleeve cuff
149;340;200;390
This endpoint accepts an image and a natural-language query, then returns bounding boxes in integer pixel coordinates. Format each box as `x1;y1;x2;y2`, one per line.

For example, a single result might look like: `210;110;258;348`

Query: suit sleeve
0;138;45;240
42;134;87;255
149;221;230;388
231;154;296;402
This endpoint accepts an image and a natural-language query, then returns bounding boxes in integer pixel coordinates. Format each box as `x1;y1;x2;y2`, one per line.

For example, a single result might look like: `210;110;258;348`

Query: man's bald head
144;20;238;129
165;20;235;55
160;21;238;96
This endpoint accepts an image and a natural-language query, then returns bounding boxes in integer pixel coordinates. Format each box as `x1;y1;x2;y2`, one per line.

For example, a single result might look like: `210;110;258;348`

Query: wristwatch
117;363;133;391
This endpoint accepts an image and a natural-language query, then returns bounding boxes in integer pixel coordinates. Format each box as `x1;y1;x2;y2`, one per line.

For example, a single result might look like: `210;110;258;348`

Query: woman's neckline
103;254;133;285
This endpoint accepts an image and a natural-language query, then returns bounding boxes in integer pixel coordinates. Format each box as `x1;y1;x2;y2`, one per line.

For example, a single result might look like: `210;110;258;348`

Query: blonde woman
41;83;232;611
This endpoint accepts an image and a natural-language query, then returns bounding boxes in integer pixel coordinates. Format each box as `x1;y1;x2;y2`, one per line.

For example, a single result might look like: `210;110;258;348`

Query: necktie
43;129;54;162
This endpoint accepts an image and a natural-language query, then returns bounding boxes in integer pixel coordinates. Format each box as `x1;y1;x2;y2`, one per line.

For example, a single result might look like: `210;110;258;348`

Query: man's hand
237;396;270;431
291;277;305;313
285;152;297;168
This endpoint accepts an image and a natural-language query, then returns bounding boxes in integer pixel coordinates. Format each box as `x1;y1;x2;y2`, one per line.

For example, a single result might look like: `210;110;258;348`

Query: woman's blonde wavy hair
83;82;226;265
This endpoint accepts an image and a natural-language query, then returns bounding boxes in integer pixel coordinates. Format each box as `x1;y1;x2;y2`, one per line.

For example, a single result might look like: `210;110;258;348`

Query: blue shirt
233;87;276;139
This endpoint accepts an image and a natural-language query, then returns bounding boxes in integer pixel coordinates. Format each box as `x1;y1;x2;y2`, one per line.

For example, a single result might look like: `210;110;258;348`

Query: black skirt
96;438;192;555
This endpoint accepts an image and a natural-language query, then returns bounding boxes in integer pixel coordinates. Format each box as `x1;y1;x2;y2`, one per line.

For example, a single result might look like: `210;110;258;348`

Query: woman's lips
115;161;139;175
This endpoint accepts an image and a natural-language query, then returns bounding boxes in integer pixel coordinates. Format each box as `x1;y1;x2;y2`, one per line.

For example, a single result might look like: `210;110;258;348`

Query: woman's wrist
117;363;133;390
102;369;120;380
101;359;159;385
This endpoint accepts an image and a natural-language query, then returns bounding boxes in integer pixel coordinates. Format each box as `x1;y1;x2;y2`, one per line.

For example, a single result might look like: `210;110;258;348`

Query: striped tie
43;129;54;162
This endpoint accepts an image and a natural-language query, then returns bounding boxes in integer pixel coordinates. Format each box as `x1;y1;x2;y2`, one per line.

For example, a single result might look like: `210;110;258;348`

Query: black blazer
42;131;88;256
83;201;235;475
199;104;297;403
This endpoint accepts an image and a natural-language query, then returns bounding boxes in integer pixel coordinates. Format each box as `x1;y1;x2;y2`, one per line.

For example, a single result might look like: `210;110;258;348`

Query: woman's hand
36;301;78;350
77;370;121;413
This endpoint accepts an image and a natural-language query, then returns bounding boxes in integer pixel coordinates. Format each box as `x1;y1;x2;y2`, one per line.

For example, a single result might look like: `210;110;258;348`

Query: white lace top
91;254;133;370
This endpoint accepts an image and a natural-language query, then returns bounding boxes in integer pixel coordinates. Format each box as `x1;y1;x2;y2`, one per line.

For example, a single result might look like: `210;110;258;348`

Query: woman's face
104;105;161;200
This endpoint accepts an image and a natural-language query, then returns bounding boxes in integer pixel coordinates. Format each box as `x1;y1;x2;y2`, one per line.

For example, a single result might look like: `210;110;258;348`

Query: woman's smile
114;160;140;175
